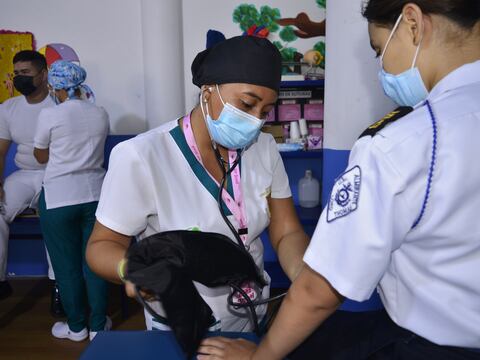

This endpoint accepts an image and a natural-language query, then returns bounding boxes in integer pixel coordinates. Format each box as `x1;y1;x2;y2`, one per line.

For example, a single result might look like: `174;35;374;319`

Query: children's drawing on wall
232;1;326;80
0;30;35;103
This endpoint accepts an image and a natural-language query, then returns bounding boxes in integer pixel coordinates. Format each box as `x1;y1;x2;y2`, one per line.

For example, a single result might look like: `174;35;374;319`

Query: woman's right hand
124;280;137;298
124;280;156;301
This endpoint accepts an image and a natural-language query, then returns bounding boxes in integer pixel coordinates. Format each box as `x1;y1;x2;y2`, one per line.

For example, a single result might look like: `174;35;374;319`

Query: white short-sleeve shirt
96;119;291;331
304;60;480;348
34;100;109;209
0;95;53;170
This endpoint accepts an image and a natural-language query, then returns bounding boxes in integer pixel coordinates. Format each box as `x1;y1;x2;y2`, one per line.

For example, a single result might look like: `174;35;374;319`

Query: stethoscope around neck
199;86;287;333
211;139;286;335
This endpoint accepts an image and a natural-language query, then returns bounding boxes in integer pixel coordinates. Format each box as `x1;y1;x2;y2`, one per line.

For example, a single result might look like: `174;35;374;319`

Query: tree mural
233;5;280;33
314;0;326;68
316;0;326;9
232;2;326;68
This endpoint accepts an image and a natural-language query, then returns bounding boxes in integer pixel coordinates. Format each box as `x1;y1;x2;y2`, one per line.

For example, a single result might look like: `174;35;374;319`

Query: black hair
12;50;47;71
363;0;480;29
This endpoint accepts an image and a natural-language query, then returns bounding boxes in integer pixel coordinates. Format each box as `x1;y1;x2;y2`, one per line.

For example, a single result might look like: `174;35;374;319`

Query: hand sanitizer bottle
298;170;320;208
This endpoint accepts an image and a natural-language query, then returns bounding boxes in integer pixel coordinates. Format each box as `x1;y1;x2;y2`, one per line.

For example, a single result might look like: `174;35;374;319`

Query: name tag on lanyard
182;114;249;244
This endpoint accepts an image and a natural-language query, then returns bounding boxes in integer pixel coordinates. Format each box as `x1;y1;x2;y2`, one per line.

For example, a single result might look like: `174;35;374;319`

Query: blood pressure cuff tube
124;230;265;358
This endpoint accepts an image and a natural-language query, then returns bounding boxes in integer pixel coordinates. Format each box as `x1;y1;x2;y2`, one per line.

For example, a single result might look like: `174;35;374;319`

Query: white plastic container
298;170;320;208
298;118;309;137
289;121;301;140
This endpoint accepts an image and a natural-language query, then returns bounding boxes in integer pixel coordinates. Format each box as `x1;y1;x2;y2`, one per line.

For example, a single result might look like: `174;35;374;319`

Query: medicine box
278;102;301;122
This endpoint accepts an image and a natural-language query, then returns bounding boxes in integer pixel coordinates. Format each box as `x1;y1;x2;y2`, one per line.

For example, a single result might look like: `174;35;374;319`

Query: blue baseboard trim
7;238;48;277
322;148;383;312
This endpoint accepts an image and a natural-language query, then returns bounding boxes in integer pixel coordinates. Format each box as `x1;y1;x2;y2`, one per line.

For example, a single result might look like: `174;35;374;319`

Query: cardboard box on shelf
278;101;301;122
262;124;285;143
304;102;324;121
307;123;323;150
307;135;323;150
309;123;324;137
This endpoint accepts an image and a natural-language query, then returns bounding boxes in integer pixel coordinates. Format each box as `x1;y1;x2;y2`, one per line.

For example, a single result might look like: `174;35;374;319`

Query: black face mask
13;75;37;96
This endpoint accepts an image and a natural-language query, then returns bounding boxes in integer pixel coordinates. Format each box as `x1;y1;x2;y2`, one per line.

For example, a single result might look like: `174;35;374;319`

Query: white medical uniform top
0;95;53;170
34;100;109;210
304;60;480;348
96;119;291;331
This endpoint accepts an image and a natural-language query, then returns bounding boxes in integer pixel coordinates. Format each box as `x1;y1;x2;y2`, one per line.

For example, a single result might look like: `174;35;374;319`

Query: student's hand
197;337;257;360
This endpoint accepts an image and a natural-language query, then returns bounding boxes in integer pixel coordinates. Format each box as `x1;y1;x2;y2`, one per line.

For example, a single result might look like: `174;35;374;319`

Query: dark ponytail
362;0;480;29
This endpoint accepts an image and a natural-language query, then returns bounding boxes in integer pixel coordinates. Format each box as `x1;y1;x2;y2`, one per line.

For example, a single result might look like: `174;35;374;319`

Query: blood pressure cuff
124;230;265;358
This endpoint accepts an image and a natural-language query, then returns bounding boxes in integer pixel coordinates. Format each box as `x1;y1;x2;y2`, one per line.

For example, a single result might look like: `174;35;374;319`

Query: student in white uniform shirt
34;60;110;342
198;1;480;359
86;35;309;333
0;50;63;315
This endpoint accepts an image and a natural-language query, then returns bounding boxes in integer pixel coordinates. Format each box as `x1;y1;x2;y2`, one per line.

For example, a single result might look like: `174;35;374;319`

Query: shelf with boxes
263;80;324;151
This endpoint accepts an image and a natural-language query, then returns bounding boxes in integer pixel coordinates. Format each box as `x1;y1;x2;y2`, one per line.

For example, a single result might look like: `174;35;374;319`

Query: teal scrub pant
38;190;108;332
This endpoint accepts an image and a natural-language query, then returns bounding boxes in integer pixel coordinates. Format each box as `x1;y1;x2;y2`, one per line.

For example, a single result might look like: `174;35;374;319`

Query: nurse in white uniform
199;1;480;359
86;35;309;333
34;60;110;342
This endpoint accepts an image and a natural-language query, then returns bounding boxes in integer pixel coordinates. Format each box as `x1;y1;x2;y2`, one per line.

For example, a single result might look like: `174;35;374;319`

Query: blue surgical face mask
378;14;429;107
201;85;264;150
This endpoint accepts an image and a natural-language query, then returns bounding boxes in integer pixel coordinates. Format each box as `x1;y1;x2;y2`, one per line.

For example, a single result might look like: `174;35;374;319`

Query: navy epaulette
359;106;413;138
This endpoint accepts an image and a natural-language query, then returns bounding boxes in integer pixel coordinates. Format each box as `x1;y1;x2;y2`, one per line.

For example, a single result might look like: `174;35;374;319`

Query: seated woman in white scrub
34;60;110;342
86;35;310;332
198;1;480;359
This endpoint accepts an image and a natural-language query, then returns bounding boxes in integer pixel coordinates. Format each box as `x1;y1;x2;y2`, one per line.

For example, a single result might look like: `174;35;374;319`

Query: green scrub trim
170;125;239;216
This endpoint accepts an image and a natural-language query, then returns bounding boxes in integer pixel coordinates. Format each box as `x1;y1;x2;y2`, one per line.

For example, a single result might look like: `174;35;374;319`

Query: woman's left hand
197;337;257;360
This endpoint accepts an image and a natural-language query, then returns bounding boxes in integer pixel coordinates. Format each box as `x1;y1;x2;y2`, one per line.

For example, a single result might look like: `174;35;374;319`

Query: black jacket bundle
125;230;265;358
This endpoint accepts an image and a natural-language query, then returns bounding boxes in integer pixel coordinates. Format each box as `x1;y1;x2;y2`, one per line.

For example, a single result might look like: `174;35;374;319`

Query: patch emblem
327;166;361;222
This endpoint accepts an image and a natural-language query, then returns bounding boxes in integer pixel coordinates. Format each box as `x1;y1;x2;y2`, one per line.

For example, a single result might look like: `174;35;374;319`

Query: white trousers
0;169;54;281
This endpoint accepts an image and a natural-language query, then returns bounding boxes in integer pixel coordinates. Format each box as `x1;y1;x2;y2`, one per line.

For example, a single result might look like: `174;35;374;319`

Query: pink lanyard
182;114;249;245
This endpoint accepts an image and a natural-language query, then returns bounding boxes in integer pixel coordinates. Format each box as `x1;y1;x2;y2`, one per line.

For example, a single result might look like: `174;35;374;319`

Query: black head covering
192;35;282;93
125;230;266;359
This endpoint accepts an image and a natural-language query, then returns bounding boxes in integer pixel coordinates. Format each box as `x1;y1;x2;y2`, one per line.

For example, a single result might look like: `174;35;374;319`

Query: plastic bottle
298;170;320;208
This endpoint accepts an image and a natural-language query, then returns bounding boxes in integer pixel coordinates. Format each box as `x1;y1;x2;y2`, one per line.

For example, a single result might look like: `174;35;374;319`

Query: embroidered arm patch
327;166;361;223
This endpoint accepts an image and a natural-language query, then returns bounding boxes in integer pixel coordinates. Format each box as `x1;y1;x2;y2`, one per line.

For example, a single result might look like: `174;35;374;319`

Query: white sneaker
89;316;112;341
51;321;88;342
